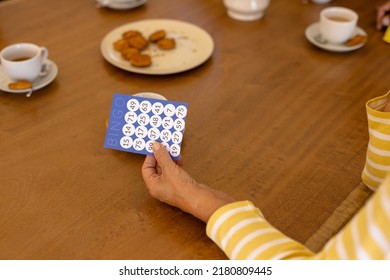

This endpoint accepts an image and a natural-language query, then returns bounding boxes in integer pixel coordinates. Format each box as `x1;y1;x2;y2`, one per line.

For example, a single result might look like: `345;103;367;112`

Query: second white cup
0;43;49;82
319;7;358;44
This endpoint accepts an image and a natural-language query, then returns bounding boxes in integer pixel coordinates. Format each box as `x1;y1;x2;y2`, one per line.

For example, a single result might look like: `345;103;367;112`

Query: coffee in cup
0;43;49;82
319;7;358;44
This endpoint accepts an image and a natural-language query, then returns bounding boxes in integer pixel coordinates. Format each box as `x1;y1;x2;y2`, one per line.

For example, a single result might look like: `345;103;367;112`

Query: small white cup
319;7;358;44
0;43;49;82
223;0;270;21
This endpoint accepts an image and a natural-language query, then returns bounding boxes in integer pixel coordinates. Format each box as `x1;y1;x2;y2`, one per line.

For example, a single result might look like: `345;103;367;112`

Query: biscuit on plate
346;35;367;47
8;81;32;90
156;38;176;50
121;47;140;60
149;30;166;43
122;30;141;39
113;38;130;51
130;54;152;67
128;34;149;50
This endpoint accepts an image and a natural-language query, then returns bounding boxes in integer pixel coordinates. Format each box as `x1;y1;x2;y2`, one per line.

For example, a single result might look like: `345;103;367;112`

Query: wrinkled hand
377;1;390;30
142;142;235;222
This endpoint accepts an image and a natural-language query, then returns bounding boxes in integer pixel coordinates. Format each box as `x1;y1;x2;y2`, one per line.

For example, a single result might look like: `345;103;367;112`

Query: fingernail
153;142;160;151
383;17;390;26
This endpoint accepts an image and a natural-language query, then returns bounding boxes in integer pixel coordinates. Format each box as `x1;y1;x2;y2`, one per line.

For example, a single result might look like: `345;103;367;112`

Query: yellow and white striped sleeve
362;91;390;191
206;201;314;260
207;179;390;259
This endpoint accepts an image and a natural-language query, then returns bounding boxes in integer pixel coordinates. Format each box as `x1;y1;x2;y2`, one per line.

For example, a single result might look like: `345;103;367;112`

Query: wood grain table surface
0;0;389;259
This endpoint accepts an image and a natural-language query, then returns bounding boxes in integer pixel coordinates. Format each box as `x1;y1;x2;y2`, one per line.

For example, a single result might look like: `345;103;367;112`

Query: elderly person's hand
142;142;235;222
377;1;390;30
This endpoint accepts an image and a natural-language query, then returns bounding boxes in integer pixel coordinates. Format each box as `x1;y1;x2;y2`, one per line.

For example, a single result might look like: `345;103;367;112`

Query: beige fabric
304;182;373;252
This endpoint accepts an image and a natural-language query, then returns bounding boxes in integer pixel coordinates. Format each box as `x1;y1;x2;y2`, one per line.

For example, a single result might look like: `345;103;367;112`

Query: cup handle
39;61;51;77
40;47;49;60
39;47;49;77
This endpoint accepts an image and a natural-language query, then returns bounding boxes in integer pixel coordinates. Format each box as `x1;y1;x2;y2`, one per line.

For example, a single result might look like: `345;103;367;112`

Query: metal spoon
25;63;50;97
25;88;33;98
314;34;327;44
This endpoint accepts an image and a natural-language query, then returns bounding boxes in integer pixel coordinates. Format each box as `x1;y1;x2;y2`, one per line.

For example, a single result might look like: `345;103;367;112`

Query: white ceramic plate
100;19;214;75
0;59;58;94
96;0;147;10
305;22;367;52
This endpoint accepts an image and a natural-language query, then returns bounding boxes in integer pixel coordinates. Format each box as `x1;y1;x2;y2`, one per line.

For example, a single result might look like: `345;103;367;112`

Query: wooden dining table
1;0;389;260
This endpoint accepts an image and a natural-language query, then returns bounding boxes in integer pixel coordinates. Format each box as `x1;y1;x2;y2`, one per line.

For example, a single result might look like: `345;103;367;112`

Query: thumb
153;142;175;171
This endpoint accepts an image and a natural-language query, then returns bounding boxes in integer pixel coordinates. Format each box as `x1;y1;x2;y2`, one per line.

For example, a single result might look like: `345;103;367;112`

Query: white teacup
319;7;358;44
0;43;49;82
223;0;270;21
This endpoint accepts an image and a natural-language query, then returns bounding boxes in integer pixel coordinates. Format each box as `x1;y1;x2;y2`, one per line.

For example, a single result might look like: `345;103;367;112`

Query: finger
141;155;158;182
382;15;390;28
378;3;390;19
377;4;390;29
152;142;176;172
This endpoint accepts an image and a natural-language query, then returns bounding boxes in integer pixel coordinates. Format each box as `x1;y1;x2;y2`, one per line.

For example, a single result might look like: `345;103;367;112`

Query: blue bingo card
104;93;188;160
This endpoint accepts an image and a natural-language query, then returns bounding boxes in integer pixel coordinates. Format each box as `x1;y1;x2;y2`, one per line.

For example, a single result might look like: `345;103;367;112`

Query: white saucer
133;92;167;100
305;22;367;52
0;59;58;94
96;0;147;10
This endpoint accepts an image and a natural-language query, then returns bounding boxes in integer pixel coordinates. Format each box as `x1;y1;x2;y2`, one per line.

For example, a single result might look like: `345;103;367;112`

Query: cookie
130;54;152;67
346;35;367;47
8;81;33;90
121;47;140;60
122;30;141;39
156;38;176;50
113;38;130;51
149;30;166;43
128;34;149;50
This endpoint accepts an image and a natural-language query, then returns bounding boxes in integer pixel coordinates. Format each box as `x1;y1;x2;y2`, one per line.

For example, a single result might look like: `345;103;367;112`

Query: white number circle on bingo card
137;113;150;126
148;127;160;141
145;140;154;153
120;136;133;149
174;118;185;131
160;129;172;142
170;144;181;157
175;105;188;118
163;104;176;117
162;116;174;129
139;100;152;113
127;98;139;111
135;126;148;138
172;131;183;144
133;138;146;151
150;115;162;128
124;111;138;124
122;124;135;136
152;102;164;115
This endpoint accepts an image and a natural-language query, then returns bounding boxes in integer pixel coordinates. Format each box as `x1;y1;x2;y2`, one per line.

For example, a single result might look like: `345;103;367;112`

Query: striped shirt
206;92;390;260
362;91;390;190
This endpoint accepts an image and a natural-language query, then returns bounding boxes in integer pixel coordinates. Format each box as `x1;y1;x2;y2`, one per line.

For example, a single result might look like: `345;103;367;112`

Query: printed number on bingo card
104;93;188;160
